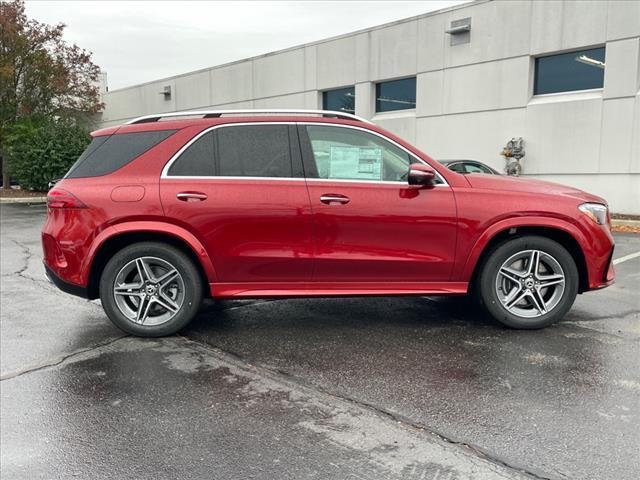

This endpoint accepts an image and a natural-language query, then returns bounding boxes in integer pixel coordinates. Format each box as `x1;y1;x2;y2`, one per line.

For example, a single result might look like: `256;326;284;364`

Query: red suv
42;109;615;336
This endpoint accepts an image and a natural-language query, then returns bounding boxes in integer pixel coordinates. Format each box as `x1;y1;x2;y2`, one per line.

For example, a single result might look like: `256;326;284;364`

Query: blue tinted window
376;77;416;112
322;87;355;113
534;47;605;95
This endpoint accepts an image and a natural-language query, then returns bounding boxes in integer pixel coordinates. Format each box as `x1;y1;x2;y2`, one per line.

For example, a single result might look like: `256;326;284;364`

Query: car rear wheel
99;242;203;337
478;236;579;329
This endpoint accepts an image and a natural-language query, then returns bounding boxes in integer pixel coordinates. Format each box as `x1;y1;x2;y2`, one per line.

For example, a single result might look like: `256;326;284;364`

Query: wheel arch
85;223;216;299
464;220;589;294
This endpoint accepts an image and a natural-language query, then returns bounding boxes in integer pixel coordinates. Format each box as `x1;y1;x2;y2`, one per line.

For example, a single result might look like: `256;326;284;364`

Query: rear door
160;123;314;284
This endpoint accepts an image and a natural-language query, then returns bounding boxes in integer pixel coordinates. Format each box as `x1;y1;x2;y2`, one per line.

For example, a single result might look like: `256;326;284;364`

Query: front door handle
320;194;350;205
177;192;208;202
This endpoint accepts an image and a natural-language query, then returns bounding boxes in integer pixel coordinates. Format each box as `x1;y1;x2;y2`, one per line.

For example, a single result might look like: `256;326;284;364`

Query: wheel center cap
145;284;157;295
524;278;535;289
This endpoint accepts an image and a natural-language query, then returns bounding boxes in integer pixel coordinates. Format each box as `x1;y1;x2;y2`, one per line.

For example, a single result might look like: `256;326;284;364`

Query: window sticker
328;146;382;180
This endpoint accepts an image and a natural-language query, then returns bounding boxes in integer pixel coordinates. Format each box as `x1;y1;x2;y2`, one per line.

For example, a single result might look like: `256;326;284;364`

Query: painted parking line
613;251;640;265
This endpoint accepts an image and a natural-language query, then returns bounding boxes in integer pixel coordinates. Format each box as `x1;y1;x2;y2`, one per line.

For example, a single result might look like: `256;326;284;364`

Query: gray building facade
99;0;640;214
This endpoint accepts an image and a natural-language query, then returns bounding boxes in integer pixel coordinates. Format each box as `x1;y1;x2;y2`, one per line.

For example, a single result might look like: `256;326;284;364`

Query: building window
534;47;606;95
376;77;416;113
322;87;355;113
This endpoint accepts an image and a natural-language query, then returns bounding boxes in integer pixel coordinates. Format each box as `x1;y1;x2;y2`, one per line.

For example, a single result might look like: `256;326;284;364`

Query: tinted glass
464;163;489;174
534;47;605;95
322;87;355;113
167;131;215;176
376;77;416;113
305;125;413;182
66;130;176;178
67;136;109;173
217;125;292;177
447;162;466;173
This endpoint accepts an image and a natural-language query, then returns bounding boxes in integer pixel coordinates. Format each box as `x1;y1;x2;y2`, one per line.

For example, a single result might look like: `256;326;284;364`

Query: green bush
8;118;91;191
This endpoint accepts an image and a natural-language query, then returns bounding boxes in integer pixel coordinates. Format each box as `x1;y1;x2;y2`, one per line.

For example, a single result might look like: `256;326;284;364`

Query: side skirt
210;282;468;298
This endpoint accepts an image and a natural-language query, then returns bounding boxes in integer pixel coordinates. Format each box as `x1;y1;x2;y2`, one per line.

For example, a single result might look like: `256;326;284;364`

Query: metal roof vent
446;17;471;45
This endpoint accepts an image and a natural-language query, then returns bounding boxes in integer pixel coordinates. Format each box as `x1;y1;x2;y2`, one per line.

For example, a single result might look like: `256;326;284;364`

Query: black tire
477;235;579;329
99;242;203;337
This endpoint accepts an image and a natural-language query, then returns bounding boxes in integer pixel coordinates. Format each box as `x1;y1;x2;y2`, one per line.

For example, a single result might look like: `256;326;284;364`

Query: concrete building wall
99;0;640;214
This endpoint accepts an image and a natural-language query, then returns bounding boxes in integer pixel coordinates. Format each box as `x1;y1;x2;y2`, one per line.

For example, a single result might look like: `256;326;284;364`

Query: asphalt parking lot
1;203;639;480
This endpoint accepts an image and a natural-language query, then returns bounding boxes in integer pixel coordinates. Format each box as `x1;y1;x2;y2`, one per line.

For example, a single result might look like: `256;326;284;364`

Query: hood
464;174;606;204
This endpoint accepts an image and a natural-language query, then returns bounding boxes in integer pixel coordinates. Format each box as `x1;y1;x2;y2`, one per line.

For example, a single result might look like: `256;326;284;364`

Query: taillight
47;188;87;209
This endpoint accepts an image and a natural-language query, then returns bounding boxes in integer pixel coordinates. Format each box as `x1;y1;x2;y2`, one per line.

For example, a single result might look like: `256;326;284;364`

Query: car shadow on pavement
185;295;500;342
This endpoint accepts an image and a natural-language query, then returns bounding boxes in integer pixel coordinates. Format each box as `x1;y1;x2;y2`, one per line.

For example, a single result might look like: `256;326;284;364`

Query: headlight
578;203;608;225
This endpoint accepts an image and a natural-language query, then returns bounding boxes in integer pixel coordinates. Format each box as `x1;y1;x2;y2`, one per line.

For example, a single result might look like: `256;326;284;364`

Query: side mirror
407;164;436;188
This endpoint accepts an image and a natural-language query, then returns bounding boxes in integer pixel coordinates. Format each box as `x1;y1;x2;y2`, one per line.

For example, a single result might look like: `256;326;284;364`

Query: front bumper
44;264;89;299
593;246;615;289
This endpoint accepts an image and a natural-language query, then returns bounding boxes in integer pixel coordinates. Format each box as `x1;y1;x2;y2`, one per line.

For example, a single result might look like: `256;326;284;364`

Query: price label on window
329;146;382;180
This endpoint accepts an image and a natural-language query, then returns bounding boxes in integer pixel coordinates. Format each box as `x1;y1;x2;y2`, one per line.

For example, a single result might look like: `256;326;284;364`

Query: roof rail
125;109;372;125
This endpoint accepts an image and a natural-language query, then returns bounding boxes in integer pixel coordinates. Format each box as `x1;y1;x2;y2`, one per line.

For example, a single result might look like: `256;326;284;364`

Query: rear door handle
177;192;208;202
320;194;350;205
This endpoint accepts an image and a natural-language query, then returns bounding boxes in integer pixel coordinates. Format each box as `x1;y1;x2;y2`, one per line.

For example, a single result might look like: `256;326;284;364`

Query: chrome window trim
160;121;449;187
161;122;293;179
163;175;307;182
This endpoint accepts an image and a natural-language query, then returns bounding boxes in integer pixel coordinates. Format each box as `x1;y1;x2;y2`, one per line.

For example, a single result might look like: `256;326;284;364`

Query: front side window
322;87;355;113
376;77;416;113
217;125;292;177
534;47;605;95
304;125;414;182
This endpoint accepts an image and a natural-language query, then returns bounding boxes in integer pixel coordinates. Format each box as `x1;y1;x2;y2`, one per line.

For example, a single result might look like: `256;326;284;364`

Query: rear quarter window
65;130;176;179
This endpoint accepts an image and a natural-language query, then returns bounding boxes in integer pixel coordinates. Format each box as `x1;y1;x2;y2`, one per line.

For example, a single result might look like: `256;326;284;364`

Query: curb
0;196;47;204
612;219;640;228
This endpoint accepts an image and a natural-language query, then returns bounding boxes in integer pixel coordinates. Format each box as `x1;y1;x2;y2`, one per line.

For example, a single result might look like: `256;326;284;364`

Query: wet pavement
1;203;639;480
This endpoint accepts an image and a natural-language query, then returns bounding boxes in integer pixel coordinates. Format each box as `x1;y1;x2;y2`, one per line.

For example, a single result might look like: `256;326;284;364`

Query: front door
160;123;314;284
299;124;457;283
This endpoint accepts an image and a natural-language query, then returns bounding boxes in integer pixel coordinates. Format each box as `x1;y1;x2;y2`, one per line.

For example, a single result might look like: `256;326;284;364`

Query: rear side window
167;131;215;176
65;130;176;179
217;125;292;178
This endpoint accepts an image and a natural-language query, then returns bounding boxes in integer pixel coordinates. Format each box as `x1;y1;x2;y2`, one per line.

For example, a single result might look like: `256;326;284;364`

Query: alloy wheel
495;249;566;319
112;256;185;326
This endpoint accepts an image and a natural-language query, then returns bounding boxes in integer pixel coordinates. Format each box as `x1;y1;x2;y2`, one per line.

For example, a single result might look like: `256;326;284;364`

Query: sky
25;1;469;91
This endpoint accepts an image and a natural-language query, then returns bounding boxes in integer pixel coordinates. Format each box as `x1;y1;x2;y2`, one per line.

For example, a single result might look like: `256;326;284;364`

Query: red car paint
42;115;614;300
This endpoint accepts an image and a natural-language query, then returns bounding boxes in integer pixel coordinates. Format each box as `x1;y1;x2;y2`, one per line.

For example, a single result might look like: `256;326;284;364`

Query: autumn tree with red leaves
0;0;103;188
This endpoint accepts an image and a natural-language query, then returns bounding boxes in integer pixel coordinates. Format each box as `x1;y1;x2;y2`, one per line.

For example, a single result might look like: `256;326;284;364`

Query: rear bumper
44;264;89;299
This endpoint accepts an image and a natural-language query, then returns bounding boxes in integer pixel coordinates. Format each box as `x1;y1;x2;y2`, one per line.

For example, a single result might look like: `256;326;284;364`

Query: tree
8;116;90;191
0;0;103;188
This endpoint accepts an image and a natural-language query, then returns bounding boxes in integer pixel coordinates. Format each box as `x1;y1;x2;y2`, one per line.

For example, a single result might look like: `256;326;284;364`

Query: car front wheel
478;236;579;329
99;242;203;337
